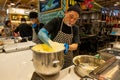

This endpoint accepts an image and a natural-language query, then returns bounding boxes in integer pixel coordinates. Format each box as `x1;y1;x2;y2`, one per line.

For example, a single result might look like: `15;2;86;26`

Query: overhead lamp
116;2;120;4
114;1;120;6
10;3;15;6
40;0;45;1
114;4;118;6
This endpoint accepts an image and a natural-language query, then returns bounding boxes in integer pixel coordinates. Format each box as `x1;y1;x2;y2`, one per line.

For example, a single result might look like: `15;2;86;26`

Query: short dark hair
29;12;38;18
67;4;81;16
21;18;26;22
5;20;11;25
74;0;84;2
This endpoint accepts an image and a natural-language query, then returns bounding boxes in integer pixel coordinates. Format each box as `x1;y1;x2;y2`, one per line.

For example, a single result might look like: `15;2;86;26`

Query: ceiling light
40;0;45;1
116;2;120;4
114;4;118;6
10;3;15;6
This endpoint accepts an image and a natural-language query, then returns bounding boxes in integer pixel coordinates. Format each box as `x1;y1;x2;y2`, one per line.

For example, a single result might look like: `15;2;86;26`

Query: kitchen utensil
3;41;36;53
91;56;116;75
73;55;105;77
31;44;65;76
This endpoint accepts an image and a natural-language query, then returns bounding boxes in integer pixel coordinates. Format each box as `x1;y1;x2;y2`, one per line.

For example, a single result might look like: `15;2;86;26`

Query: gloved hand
64;43;69;54
38;28;51;47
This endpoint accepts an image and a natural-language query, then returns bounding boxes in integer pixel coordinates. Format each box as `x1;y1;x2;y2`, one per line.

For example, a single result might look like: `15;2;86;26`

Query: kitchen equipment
91;56;117;75
1;38;14;45
90;12;100;20
73;55;105;77
31;44;65;76
98;48;120;58
82;13;89;20
3;41;36;53
91;49;120;80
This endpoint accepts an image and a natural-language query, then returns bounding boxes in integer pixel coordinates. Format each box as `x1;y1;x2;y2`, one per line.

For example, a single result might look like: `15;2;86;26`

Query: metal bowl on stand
31;44;65;76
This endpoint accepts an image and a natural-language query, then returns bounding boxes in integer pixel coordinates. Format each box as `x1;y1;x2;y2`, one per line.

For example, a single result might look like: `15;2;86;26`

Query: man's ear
64;11;68;15
64;11;67;13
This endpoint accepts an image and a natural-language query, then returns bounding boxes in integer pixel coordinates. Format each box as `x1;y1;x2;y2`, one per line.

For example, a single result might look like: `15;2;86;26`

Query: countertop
0;50;80;80
0;50;34;80
0;47;119;80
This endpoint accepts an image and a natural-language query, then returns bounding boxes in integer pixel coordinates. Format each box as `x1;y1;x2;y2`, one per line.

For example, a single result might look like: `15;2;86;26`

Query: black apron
53;19;73;69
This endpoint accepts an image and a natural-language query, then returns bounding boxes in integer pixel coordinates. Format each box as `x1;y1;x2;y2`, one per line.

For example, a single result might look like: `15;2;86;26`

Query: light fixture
114;1;120;6
114;4;118;6
40;0;45;1
116;2;120;4
10;3;15;6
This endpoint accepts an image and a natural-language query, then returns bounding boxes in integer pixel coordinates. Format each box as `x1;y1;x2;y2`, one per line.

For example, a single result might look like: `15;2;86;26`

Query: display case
10;14;30;21
7;8;36;26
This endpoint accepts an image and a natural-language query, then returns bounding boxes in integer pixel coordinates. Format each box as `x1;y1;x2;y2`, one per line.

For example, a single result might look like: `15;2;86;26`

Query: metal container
73;55;105;77
32;45;64;76
90;12;100;20
82;14;89;20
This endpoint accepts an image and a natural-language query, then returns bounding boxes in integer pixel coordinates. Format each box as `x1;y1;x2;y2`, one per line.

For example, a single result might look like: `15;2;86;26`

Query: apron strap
60;19;63;31
60;19;73;34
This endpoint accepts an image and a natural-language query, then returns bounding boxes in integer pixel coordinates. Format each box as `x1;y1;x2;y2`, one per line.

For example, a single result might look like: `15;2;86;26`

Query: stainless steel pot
32;46;64;76
90;12;100;20
82;14;89;20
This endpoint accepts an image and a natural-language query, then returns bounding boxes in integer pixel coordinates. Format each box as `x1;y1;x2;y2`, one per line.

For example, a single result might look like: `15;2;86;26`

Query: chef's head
21;18;26;23
29;12;38;24
64;5;81;27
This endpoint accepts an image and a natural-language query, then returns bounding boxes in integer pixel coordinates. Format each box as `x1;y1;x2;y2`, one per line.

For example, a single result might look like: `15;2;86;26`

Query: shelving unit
78;10;102;35
7;8;36;26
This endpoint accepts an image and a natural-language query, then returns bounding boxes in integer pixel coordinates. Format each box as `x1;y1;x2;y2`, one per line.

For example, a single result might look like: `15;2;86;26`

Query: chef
38;5;80;69
29;12;44;43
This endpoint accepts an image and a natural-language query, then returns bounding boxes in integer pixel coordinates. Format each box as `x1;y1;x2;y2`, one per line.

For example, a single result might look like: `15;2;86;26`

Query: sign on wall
39;0;62;13
39;0;67;24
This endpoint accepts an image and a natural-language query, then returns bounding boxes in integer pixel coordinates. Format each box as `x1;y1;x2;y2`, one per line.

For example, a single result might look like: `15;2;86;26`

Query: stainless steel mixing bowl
32;45;64;76
73;55;105;77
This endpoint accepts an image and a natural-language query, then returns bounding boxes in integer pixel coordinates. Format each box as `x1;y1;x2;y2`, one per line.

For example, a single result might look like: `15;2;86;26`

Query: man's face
30;18;37;24
64;11;79;27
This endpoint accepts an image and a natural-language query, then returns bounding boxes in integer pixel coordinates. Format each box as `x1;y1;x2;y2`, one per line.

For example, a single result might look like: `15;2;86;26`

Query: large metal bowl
73;55;105;77
31;44;65;76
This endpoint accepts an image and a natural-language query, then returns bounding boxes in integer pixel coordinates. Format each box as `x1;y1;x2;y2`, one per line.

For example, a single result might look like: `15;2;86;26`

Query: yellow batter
32;44;55;52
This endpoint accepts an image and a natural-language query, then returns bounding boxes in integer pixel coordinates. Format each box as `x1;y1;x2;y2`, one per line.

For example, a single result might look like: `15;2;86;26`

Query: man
3;20;13;37
14;18;32;42
38;5;80;69
29;12;44;43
